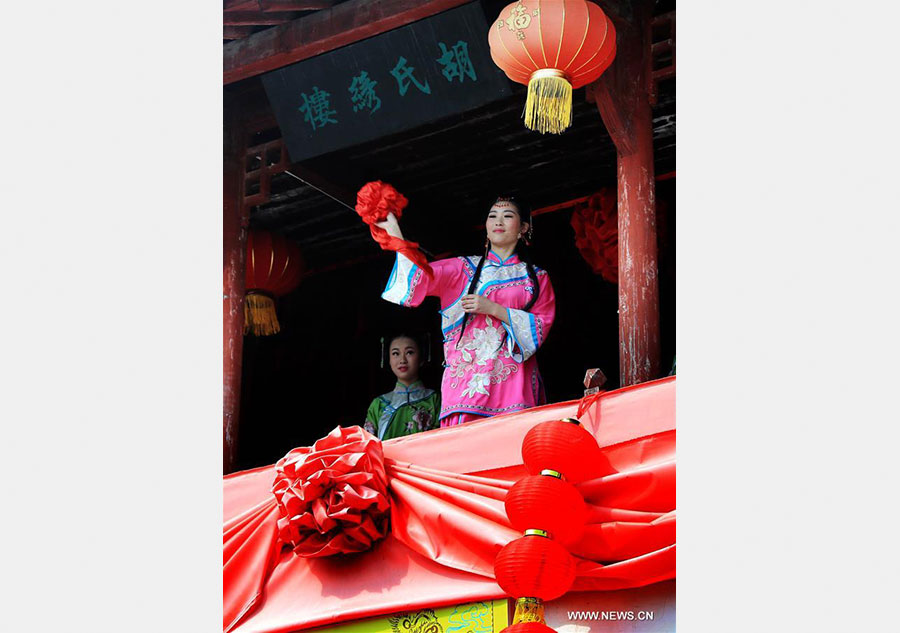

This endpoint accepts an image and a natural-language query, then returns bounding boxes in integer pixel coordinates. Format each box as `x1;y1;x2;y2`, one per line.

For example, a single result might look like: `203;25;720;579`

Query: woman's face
486;201;528;250
388;336;421;383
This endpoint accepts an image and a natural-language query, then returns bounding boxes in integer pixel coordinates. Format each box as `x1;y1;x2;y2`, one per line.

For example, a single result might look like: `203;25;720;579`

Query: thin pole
282;169;436;259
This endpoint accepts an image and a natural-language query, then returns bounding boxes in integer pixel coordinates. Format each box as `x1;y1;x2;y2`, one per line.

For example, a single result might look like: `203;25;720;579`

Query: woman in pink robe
378;197;556;427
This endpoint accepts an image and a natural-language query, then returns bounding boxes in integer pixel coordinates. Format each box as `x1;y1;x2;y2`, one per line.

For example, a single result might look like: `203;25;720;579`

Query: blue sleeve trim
383;256;399;294
442;316;464;335
401;262;419;305
476;274;528;295
506;308;523;349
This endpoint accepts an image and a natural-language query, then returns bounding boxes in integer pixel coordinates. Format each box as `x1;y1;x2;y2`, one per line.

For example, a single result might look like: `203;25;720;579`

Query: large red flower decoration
355;180;409;224
570;189;618;283
272;426;391;557
355;181;433;276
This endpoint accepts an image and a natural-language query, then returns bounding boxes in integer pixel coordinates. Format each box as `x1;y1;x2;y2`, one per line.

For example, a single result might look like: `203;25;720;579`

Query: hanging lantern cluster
488;0;617;134
494;418;603;632
244;230;305;336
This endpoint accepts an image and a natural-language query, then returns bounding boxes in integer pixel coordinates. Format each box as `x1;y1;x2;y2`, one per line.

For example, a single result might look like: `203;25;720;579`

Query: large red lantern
522;418;603;483
488;0;616;134
505;470;587;547
244;230;305;336
494;531;576;601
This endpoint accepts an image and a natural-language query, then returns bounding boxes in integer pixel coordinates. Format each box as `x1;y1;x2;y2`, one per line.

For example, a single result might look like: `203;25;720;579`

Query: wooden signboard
261;1;512;162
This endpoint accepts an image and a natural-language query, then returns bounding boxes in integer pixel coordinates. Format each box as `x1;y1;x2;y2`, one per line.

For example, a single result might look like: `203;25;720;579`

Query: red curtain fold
224;377;675;633
224;500;280;633
387;473;519;579
573;544;676;591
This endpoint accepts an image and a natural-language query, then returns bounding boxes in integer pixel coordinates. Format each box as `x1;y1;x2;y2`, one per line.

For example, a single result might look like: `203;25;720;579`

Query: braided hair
457;196;540;347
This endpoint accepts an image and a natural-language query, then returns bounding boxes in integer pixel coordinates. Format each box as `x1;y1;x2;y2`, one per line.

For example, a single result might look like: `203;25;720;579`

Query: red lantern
494;531;576;601
244;230;305;336
505;471;587;547
522;419;602;484
488;0;616;134
501;624;557;633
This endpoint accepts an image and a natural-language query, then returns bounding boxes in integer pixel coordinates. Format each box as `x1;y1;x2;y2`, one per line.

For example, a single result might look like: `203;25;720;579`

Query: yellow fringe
244;293;281;336
512;597;545;624
524;73;573;135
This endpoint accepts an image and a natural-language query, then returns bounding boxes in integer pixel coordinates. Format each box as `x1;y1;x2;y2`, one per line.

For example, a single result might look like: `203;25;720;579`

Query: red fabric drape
224;377;675;633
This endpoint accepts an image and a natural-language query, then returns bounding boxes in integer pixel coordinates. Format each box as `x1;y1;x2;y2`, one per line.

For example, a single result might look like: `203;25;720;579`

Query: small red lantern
244;230;305;336
488;0;616;134
501;624;557;633
494;531;576;601
522;418;602;484
505;470;587;547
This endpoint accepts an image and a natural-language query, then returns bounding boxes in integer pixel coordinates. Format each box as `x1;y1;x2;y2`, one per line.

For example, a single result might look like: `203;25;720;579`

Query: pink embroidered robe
382;250;556;422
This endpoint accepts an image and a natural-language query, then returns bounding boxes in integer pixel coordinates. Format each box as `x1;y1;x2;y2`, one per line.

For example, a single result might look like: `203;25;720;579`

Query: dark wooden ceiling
226;0;675;273
224;1;355;42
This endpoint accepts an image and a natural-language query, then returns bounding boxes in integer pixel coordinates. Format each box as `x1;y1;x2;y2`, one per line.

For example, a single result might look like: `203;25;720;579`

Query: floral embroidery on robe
364;380;440;440
382;250;555;423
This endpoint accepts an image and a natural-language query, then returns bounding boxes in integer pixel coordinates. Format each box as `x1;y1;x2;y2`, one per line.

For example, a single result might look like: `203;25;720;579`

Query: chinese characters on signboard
262;2;511;161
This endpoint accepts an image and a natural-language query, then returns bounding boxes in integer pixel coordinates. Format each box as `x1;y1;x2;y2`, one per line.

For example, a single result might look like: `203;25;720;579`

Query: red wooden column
224;96;249;474
592;0;661;386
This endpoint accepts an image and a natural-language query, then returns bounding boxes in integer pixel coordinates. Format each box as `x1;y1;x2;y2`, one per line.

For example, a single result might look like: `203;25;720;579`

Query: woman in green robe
364;334;440;441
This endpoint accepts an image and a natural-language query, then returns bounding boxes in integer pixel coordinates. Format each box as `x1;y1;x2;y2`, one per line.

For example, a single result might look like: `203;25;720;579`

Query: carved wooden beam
259;0;335;10
223;11;297;26
224;0;334;11
224;26;256;40
224;0;261;11
224;0;472;84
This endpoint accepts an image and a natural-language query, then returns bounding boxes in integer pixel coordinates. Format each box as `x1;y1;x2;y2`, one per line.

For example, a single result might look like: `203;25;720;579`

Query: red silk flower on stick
271;425;391;557
355;181;433;276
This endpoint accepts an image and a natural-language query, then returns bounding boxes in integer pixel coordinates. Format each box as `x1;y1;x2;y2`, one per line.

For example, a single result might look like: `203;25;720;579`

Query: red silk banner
224;377;676;633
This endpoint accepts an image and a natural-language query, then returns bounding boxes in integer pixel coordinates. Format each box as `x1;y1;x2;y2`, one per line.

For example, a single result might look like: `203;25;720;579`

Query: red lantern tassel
244;292;281;336
524;69;573;135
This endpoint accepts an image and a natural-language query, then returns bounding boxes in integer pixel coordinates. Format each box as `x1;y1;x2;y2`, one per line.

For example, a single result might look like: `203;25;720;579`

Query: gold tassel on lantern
524;69;573;135
244;292;281;336
513;597;546;624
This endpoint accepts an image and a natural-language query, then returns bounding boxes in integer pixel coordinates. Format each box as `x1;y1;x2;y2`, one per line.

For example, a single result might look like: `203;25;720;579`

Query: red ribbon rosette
272;425;391;557
355;180;433;276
